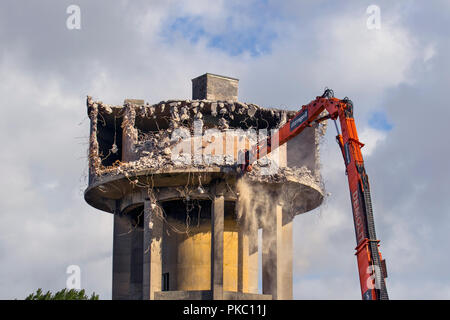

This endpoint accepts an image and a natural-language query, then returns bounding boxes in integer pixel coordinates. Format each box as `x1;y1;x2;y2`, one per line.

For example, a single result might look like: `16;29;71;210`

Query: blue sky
368;112;393;131
0;0;449;300
166;15;277;56
162;1;280;56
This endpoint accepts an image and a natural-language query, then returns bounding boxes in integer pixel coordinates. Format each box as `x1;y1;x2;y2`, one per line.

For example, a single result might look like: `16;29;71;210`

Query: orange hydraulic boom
240;89;388;300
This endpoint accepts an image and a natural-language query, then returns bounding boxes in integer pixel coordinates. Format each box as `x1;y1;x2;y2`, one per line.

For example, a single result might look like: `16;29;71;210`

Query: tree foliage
25;288;99;300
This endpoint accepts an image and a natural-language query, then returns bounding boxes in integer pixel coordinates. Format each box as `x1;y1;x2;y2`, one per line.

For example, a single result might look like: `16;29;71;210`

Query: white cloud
359;127;388;157
311;9;417;95
0;55;113;299
423;44;436;63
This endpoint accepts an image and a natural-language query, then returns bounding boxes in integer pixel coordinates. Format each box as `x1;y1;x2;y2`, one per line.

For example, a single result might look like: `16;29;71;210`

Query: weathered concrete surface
142;200;151;300
84;91;325;216
112;214;132;300
142;200;163;300
237;226;245;293
247;217;259;294
129;225;143;300
161;217;255;293
153;290;271;300
223;291;272;300
192;73;239;101
211;195;224;300
85;166;323;217
154;290;213;300
280;211;293;300
262;204;282;299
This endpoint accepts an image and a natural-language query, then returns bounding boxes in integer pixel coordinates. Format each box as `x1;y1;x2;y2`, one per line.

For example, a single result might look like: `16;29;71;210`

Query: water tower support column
143;199;163;300
211;194;224;300
262;203;282;299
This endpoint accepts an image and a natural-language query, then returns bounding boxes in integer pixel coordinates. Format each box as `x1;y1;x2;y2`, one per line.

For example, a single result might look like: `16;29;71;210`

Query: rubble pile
246;165;321;186
86;96;326;185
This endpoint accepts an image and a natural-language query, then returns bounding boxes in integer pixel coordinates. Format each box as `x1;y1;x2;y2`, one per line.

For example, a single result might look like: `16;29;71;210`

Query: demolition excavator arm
240;89;389;300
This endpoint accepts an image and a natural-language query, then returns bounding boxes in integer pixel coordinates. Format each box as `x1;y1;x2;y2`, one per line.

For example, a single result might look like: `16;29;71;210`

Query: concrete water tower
84;73;325;300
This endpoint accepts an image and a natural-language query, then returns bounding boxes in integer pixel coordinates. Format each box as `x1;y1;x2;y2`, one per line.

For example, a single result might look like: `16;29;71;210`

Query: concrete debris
101;104;113;114
247;165;320;186
180;107;189;121
247;104;257;117
86;96;326;190
218;118;229;129
211;102;218;117
163;147;172;156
